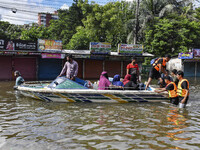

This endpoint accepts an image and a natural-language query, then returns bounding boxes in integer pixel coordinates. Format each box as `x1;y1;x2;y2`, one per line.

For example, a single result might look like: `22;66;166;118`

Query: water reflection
0;81;200;149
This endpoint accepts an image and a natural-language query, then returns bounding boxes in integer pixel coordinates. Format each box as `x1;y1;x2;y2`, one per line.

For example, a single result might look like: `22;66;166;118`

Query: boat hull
18;87;169;103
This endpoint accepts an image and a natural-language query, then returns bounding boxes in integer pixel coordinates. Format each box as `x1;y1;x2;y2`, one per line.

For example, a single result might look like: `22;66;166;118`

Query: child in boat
124;74;139;90
171;69;179;85
112;74;124;89
123;74;131;86
98;71;111;90
158;70;173;88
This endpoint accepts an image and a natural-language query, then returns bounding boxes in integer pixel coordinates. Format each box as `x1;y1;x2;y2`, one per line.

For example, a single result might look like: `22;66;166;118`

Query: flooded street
0;79;200;150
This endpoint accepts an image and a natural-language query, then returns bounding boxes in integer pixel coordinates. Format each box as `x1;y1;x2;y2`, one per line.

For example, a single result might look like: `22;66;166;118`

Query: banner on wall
0;39;37;51
90;42;111;55
178;52;193;59
118;44;143;55
38;39;62;51
193;49;200;57
41;53;65;59
0;39;5;50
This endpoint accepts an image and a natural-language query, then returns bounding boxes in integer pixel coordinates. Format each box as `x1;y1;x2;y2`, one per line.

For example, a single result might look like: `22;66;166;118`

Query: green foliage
0;21;11;39
67;26;95;50
1;0;200;57
67;1;132;50
21;24;49;41
144;15;200;57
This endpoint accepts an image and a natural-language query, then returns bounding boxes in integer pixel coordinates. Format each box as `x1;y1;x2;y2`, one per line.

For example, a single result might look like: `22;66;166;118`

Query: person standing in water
155;76;179;105
14;71;25;88
177;70;189;108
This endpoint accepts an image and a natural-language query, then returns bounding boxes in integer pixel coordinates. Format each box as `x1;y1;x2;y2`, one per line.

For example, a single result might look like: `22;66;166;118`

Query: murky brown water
0;79;200;150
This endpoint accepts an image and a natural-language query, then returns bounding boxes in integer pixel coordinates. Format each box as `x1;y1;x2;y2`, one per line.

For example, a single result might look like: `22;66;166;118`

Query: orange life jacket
153;57;167;71
177;79;189;97
166;82;178;98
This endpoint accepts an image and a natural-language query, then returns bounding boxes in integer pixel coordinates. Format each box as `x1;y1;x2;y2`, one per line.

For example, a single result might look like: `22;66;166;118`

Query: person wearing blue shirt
112;74;124;90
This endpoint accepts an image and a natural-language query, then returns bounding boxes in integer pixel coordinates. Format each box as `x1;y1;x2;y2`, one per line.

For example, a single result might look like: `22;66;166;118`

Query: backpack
150;57;158;65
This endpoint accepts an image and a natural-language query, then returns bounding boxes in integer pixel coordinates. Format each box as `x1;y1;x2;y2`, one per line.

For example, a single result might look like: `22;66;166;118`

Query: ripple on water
0;81;200;149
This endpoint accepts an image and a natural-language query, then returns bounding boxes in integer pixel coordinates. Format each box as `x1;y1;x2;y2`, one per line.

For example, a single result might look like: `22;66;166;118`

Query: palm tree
126;0;194;44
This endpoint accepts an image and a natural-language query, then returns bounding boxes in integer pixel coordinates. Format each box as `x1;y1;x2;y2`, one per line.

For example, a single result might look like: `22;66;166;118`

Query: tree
20;24;49;41
68;1;132;50
126;0;194;44
144;15;200;57
48;0;84;48
6;24;23;40
0;21;10;39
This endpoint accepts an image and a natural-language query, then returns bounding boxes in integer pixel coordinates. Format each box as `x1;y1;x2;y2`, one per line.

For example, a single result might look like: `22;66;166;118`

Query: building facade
38;11;59;27
0;50;153;81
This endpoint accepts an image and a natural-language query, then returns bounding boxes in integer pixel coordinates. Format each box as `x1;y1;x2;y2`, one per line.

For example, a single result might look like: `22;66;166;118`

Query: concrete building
38;11;59;27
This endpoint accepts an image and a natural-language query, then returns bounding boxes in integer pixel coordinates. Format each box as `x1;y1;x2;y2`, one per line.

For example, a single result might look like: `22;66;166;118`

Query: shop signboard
193;49;200;57
90;42;111;55
38;39;62;51
118;44;143;55
178;52;193;59
41;53;65;59
0;39;37;51
0;39;5;50
14;40;37;51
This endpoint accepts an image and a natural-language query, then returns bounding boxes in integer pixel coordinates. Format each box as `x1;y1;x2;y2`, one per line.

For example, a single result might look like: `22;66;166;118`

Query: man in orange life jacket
176;70;189;108
145;54;171;90
155;76;179;105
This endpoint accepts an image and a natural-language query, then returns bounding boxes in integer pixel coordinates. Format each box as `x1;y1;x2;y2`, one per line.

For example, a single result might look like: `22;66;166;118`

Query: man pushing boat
145;54;171;90
58;54;78;81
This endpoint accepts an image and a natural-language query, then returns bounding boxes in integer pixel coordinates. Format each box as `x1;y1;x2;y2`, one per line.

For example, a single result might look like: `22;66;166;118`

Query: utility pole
134;0;140;44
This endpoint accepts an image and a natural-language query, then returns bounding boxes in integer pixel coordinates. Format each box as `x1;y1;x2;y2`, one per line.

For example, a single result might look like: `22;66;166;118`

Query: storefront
0;40;153;81
0;56;12;80
38;58;63;80
0;55;37;80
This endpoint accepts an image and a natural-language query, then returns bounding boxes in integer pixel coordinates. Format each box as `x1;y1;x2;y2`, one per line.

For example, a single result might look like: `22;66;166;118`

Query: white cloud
0;0;56;25
60;4;69;10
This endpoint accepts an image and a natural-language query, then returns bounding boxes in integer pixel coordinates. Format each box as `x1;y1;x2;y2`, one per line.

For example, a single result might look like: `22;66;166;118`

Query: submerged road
0;78;199;149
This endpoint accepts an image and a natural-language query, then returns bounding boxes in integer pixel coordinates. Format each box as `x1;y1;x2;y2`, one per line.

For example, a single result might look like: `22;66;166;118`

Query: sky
0;0;199;25
0;0;125;25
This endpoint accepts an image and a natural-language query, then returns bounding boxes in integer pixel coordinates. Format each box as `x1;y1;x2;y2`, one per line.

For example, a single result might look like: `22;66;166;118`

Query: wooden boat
16;77;169;103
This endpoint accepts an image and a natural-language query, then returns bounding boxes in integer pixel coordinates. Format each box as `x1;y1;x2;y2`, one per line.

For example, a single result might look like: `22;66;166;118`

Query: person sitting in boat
98;71;111;90
111;74;124;89
177;70;189;108
58;54;78;81
126;56;140;82
124;74;139;90
145;54;171;90
14;71;25;89
123;74;131;86
171;69;179;85
158;70;173;88
155;76;179;106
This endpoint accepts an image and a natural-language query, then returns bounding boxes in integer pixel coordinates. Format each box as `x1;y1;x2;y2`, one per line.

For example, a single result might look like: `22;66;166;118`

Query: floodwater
0;79;200;150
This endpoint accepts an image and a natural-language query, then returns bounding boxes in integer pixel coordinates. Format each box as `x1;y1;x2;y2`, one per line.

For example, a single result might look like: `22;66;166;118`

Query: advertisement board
0;39;37;51
38;39;62;51
193;49;200;57
90;42;111;55
118;44;143;55
41;53;65;59
178;52;193;59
